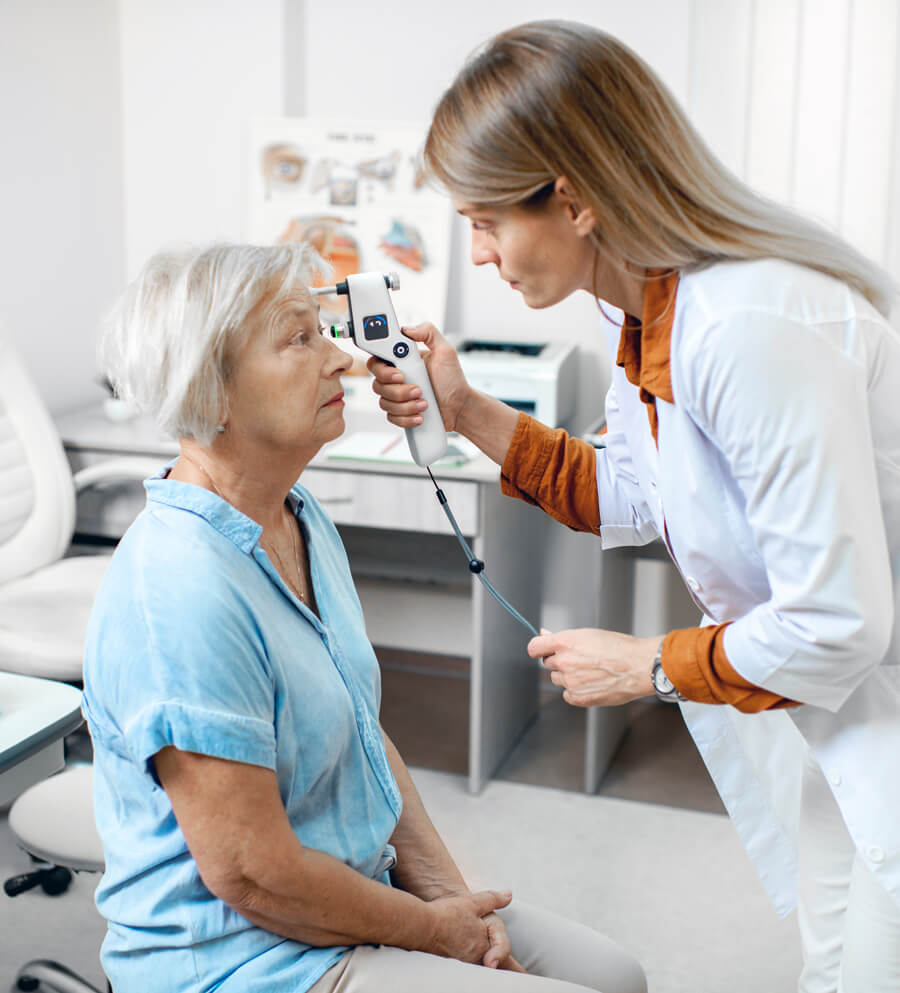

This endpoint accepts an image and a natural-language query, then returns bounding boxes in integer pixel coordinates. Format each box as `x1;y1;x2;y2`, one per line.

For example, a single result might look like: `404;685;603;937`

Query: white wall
0;0;126;415
117;0;286;278
688;0;899;275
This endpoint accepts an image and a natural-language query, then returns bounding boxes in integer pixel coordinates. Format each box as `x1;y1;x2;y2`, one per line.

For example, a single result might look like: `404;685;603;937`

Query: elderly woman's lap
307;901;647;993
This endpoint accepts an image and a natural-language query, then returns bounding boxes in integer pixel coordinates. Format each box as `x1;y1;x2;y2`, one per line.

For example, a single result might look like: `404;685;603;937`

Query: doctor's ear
553;176;596;235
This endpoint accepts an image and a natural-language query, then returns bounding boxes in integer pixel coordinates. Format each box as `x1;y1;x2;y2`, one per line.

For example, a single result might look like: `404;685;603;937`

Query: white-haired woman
81;242;646;993
369;20;900;992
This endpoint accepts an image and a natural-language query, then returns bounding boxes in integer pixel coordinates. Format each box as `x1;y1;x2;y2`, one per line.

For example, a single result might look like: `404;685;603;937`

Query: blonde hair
425;20;895;317
100;242;327;446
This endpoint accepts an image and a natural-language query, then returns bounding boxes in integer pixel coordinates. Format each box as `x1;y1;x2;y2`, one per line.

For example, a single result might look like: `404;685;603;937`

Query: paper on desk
325;431;479;467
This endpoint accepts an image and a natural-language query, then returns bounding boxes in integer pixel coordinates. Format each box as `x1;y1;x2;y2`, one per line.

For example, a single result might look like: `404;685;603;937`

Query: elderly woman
81;242;646;993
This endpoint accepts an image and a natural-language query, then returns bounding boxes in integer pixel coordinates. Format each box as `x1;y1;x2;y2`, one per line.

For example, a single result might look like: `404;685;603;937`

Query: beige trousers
307;901;647;993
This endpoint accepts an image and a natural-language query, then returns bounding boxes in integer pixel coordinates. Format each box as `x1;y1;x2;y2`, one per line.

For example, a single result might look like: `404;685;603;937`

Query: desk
0;673;83;807
57;404;548;793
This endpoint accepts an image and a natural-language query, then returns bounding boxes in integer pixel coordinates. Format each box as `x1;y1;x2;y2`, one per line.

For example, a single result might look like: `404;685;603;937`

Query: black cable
426;466;539;638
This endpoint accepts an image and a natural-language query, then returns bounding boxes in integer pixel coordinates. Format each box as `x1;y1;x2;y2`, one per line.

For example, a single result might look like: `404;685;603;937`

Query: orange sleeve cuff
500;413;602;533
662;625;798;713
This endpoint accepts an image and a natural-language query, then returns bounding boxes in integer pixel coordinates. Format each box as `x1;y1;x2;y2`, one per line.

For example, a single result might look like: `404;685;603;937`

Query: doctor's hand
528;628;661;707
367;323;474;433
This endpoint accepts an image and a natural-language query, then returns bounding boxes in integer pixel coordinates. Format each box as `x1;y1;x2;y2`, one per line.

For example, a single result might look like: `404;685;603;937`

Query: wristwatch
651;643;685;703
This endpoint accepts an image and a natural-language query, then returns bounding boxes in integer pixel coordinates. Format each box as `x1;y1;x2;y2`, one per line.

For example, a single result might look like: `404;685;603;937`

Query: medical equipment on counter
311;272;538;638
458;339;578;428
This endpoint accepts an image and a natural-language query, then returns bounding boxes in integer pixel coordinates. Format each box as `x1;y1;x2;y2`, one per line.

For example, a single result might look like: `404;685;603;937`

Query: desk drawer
303;468;480;536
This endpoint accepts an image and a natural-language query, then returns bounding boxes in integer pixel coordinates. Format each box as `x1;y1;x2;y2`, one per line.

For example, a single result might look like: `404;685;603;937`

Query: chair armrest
72;457;165;493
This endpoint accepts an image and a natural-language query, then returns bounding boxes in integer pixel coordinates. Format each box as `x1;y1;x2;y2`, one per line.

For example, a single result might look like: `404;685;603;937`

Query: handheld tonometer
310;272;447;467
311;272;539;638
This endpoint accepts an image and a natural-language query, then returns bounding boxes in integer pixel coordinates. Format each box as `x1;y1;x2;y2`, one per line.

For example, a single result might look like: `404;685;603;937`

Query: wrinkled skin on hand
425;889;521;966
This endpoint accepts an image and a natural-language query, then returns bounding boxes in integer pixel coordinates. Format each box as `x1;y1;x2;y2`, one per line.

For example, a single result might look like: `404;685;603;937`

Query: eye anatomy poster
247;118;453;337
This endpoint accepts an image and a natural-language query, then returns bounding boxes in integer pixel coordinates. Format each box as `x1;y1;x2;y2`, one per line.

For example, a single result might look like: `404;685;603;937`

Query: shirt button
867;846;885;864
686;577;701;593
829;772;842;787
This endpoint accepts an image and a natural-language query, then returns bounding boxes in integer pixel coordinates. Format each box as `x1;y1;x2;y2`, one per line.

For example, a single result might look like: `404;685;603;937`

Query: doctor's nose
470;230;499;267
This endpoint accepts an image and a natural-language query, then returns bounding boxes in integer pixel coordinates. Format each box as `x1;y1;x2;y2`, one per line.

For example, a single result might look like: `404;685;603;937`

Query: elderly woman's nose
326;336;354;373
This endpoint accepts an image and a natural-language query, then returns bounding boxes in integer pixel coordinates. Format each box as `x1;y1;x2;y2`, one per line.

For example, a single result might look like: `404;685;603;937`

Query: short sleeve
84;528;278;779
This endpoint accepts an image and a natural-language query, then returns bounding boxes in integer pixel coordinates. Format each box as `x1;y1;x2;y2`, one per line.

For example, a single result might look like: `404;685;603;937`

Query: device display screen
362;314;389;341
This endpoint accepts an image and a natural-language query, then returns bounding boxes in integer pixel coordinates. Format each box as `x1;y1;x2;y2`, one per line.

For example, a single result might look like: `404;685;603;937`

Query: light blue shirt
81;470;403;992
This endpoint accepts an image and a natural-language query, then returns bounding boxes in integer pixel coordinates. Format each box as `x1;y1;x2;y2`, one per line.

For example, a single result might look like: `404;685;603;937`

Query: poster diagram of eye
247;118;453;338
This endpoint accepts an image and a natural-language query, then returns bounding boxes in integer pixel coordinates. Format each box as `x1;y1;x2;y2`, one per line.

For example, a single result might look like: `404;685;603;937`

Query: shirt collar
143;463;305;555
615;270;679;405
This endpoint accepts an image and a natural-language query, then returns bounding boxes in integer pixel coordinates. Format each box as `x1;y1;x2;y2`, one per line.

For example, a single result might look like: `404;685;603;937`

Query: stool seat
9;763;103;871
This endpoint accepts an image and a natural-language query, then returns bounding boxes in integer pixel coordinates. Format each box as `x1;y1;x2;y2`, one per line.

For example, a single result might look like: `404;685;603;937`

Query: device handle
397;345;447;466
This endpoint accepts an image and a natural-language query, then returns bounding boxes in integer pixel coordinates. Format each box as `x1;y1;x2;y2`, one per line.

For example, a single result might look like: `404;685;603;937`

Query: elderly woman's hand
528;628;661;707
482;911;527;971
367;323;473;433
425;889;515;964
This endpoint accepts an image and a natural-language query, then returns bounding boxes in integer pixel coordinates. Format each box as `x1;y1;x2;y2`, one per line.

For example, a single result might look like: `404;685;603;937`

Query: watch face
654;664;674;694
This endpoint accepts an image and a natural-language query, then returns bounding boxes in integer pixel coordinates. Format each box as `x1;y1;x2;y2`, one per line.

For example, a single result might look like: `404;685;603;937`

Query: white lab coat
596;258;900;916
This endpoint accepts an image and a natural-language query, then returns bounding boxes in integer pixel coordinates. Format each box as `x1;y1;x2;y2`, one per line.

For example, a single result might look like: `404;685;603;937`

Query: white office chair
0;334;159;681
5;763;109;992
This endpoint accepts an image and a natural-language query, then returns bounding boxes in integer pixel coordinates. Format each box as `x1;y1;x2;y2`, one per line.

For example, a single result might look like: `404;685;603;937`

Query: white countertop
0;673;83;774
57;402;502;484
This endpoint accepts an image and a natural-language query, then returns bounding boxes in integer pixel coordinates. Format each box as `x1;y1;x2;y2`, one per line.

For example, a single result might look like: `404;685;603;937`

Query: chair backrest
0;335;76;584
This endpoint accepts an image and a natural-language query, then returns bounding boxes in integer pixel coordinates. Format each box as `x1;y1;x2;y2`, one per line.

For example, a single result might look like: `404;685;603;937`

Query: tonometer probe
311;273;539;638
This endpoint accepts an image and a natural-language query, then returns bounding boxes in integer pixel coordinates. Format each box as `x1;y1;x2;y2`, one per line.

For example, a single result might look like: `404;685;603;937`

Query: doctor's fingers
367;356;411;390
368;364;425;411
527;632;559;659
376;392;428;429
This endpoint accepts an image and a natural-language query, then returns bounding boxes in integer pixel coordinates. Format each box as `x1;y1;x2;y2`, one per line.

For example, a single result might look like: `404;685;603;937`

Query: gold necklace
265;514;307;602
177;451;307;601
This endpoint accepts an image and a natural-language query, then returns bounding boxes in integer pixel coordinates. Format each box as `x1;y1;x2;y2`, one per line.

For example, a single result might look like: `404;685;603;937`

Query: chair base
14;959;107;993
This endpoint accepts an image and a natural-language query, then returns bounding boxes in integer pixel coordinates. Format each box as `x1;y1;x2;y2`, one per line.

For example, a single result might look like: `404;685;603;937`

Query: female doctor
369;20;900;993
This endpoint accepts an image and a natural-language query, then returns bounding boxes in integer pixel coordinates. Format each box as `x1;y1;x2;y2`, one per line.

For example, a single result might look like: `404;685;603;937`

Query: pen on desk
380;436;403;455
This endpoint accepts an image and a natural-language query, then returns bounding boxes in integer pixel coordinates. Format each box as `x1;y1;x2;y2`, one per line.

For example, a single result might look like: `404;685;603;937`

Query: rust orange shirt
500;273;795;713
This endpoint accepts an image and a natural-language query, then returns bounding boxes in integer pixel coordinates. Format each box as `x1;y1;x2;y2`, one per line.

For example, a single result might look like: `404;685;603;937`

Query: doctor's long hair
425;20;895;317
